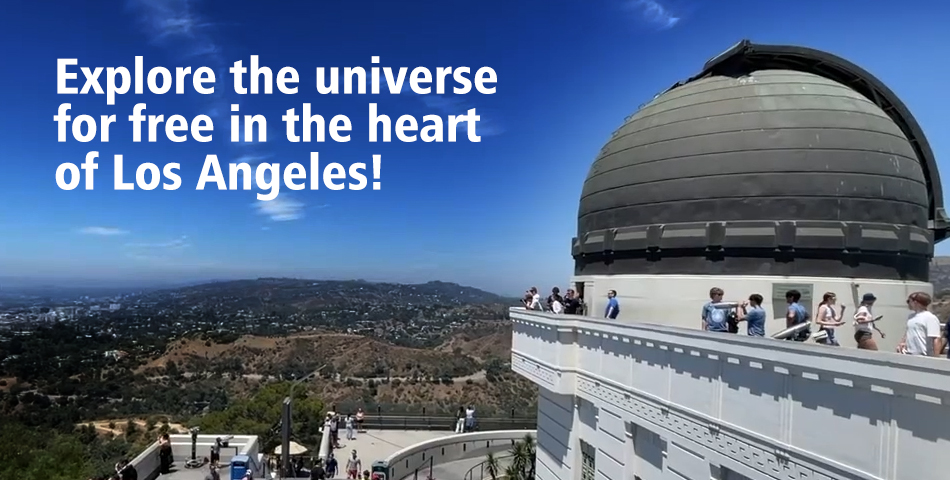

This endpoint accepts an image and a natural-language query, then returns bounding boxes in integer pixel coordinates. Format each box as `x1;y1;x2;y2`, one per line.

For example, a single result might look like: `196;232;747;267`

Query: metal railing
462;454;514;480
358;407;535;431
382;430;535;480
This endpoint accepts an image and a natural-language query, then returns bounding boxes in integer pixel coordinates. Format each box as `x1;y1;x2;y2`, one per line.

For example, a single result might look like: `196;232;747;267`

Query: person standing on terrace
346;450;362;480
526;287;542;310
355;407;365;433
546;287;563;310
345;414;355;440
701;288;729;333
784;290;811;341
737;294;767;337
853;293;884;350
563;289;583;315
814;292;846;346
605;290;620;319
898;291;941;356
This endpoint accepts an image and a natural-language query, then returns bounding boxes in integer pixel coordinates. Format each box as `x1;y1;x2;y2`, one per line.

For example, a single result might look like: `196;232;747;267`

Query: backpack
791;304;811;341
726;310;739;334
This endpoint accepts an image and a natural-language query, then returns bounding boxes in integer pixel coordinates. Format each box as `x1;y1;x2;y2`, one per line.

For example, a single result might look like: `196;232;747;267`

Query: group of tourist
324;407;365;449
523;282;948;357
308;449;367;480
454;405;477;433
701;287;948;356
522;286;586;315
312;405;370;479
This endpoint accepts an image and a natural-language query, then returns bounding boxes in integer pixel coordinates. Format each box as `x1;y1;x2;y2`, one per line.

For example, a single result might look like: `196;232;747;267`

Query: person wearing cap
853;292;885;350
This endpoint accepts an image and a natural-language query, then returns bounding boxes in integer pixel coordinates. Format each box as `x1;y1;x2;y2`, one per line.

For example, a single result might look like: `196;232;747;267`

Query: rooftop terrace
134;430;459;480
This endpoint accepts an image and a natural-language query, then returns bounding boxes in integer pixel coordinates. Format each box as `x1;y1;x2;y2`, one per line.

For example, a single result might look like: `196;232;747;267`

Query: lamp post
281;365;327;479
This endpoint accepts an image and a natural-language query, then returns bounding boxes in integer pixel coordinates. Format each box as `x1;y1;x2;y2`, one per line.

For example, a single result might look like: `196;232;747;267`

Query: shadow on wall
514;317;950;445
535;391;571;473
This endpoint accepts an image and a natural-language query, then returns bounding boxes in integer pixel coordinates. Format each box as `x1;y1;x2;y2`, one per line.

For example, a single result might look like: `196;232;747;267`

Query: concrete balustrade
130;441;163;480
381;430;537;480
318;422;333;461
511;309;950;480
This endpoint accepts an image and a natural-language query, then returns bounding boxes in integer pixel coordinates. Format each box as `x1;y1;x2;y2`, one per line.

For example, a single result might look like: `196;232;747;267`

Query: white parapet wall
511;309;950;480
130;440;162;480
318;423;333;461
131;434;261;480
572;274;931;352
382;430;536;480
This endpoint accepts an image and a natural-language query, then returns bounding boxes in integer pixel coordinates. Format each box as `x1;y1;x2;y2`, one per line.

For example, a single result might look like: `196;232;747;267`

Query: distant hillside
136;322;536;415
932;257;950;294
142;278;517;311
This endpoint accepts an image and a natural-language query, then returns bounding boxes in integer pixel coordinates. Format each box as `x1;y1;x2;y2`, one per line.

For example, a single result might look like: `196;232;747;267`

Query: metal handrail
364;414;535;432
462;454;514;480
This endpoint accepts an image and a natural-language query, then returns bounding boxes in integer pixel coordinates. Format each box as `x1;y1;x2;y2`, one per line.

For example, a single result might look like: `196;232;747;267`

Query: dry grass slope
138;321;537;414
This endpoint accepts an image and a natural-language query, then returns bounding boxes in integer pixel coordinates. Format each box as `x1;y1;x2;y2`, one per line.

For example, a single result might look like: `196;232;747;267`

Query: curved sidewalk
327;429;452;466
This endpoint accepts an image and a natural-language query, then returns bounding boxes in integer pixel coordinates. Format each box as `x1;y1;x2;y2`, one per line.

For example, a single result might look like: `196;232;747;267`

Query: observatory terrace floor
333;429;453;465
158;431;454;480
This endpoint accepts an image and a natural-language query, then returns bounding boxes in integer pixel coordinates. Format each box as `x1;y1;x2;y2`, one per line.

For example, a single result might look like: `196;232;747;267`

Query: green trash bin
371;460;388;480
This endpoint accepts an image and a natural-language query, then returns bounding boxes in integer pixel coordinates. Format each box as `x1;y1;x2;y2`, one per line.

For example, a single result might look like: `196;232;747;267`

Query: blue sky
1;0;949;294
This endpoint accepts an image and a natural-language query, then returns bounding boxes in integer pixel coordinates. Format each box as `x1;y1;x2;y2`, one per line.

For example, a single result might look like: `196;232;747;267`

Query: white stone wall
513;310;950;480
572;274;933;352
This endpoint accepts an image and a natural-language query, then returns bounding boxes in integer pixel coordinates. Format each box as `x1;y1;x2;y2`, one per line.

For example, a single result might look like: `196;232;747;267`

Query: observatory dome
573;41;947;282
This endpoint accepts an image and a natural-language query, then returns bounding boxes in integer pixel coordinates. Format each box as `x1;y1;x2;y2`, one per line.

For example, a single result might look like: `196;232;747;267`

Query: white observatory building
569;40;948;351
512;41;950;480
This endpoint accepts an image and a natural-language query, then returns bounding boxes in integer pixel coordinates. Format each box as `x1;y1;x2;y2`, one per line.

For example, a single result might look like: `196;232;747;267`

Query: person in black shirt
116;460;137;480
563;289;583;315
310;459;327;480
211;437;223;467
326;453;338;478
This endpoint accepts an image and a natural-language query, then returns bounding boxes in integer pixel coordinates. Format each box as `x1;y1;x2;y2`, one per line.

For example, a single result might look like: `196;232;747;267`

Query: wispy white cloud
126;0;223;62
627;0;680;29
233;154;273;164
255;197;305;222
126;235;191;249
420;95;504;136
79;227;130;236
127;1;299;220
123;235;191;263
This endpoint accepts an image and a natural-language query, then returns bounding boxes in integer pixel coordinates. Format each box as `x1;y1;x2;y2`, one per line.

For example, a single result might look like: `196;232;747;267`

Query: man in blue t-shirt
738;294;767;336
784;289;810;341
604;290;620;319
701;287;730;332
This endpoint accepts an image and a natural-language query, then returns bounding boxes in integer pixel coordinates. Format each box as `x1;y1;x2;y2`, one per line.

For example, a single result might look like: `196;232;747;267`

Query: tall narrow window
580;440;596;480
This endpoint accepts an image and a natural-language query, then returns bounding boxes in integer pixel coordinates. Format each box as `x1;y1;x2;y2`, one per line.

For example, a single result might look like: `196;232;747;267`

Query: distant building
104;350;128;361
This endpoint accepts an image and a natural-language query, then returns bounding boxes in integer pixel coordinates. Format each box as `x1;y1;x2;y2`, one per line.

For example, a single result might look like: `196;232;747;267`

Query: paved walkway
328;429;453;467
325;430;509;480
427;457;491;480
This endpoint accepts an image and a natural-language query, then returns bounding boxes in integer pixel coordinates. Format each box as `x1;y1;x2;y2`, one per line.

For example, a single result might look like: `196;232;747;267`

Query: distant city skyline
2;0;950;295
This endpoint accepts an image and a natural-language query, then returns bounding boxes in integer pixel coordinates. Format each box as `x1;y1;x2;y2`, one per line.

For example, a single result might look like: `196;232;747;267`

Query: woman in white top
523;287;541;310
551;297;564;314
853;292;884;350
814;292;846;346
